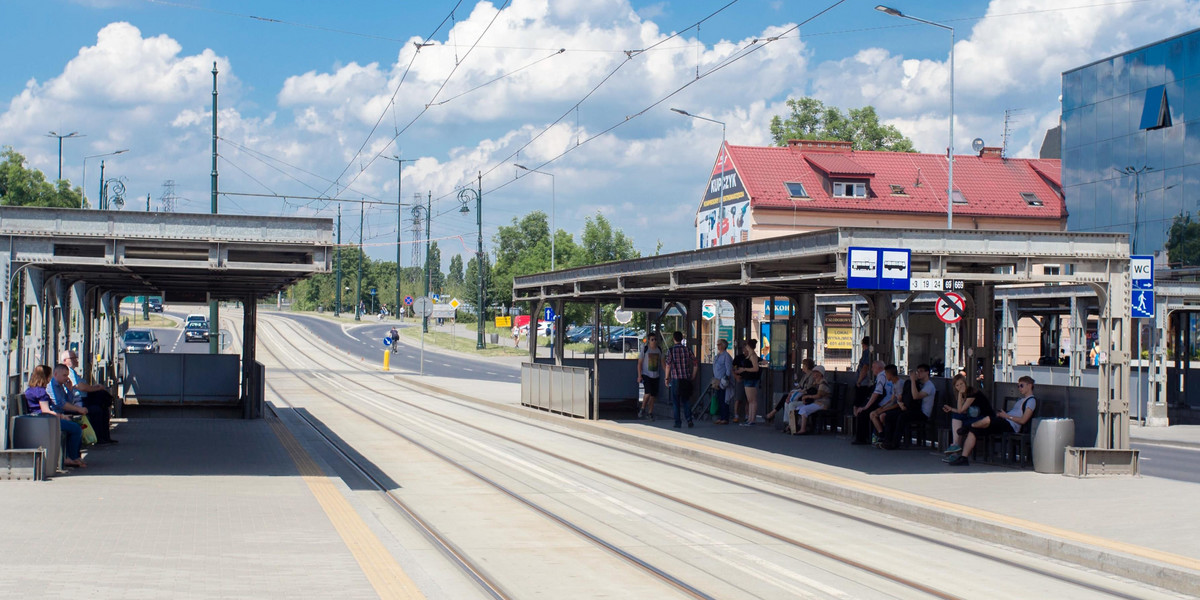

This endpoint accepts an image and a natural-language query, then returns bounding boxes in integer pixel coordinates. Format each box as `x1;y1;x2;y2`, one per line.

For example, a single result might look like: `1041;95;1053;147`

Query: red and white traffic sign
935;292;965;324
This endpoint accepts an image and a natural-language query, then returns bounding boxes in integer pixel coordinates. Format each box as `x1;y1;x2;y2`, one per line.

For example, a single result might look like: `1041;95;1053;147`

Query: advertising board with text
695;146;750;248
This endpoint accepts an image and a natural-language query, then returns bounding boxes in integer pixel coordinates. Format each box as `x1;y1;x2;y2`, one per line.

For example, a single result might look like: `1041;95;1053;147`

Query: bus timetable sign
847;247;910;291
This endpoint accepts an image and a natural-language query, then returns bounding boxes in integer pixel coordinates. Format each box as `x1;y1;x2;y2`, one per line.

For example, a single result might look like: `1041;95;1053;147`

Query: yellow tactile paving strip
266;410;425;600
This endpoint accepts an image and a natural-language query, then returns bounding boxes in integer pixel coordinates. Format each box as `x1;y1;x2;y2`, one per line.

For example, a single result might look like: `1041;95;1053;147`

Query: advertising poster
695;145;750;248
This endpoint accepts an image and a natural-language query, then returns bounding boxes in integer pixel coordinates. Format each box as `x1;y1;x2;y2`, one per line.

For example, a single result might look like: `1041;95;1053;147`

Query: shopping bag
79;415;97;446
709;386;720;415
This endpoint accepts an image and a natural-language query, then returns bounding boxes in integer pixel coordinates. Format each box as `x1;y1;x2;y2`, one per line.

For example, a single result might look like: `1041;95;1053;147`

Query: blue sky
3;0;1197;266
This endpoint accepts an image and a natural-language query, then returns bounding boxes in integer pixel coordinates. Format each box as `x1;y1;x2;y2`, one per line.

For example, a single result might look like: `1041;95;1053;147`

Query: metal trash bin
1032;418;1074;474
490;333;500;344
10;414;60;476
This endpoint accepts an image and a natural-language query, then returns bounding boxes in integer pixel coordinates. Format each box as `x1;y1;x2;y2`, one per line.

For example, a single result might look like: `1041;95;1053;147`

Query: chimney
786;139;853;153
979;146;1003;158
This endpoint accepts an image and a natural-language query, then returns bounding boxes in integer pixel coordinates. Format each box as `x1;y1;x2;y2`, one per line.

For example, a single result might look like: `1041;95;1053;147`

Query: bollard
383;349;391;371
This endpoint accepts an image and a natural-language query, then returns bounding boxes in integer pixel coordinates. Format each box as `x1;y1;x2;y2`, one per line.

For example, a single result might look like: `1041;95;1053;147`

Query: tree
448;255;465;286
491;211;552;312
1167;213;1200;267
0;147;84;207
425;241;444;295
768;98;916;152
575;212;638;266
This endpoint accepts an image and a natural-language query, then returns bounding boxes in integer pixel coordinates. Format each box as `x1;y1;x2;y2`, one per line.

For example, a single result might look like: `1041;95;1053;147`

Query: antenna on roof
1002;108;1026;158
914;168;922;188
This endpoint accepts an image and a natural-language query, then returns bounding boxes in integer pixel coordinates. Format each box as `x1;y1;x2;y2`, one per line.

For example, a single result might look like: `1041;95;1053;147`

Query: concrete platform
0;416;390;599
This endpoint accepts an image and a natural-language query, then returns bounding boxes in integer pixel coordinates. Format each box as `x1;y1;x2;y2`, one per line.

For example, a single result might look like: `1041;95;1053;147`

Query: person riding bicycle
389;326;400;352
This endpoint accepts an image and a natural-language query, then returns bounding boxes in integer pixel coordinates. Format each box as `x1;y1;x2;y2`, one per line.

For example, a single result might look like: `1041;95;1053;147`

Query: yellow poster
495;316;512;328
826;327;852;350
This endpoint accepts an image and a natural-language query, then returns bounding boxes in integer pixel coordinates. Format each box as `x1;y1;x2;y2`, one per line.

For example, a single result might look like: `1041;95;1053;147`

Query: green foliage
1167;213;1200;267
768;98;916;152
0;147;84;207
448;255;464;286
425;241;444;295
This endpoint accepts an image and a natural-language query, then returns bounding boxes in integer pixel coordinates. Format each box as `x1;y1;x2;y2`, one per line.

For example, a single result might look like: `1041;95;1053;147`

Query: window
833;181;867;198
784;182;809;198
1043;265;1061;275
889;184;906;195
952;189;968;204
1021;192;1043;206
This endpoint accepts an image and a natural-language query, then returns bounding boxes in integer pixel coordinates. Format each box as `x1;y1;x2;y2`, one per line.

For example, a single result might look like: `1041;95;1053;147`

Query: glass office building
1062;29;1200;258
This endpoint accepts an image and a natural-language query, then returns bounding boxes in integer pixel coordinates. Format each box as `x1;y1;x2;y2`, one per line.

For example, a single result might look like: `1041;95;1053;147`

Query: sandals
64;459;88;468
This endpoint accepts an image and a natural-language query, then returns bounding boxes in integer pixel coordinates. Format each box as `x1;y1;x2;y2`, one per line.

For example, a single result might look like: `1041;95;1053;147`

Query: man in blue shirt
58;350;117;444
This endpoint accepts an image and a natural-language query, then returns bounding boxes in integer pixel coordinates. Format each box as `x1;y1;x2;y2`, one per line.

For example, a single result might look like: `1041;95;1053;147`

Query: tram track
253;313;1176;600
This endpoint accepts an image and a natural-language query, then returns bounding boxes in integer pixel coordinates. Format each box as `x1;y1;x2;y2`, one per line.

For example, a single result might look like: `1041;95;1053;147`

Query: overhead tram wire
327;0;513;200
436;0;843;205
427;48;567;107
219;137;390;208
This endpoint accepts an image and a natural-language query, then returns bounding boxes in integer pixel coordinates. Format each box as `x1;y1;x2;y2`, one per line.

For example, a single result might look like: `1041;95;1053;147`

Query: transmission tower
410;192;424;270
159;180;177;213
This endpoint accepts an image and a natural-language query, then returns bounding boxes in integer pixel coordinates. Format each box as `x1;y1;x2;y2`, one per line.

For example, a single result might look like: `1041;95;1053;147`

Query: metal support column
1068;296;1087;387
1091;266;1132;450
0;255;12;448
592;299;601;420
528;300;542;363
1147;297;1169;426
975;284;996;396
999;297;1019;383
852;305;867;365
814;305;827;367
552;298;564;365
242;297;259;419
893;308;909;375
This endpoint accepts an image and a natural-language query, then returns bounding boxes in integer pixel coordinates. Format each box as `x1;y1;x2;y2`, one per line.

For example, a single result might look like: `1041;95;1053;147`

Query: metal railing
521;362;593;419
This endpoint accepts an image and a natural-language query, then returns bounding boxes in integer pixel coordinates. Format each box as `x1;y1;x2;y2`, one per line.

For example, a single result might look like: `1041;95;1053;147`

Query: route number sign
935;292;966;325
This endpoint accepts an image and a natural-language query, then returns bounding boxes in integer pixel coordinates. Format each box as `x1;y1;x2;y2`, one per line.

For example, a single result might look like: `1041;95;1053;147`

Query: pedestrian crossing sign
1131;290;1154;319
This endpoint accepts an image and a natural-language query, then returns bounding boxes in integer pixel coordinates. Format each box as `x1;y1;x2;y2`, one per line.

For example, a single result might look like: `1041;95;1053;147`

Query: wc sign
1131;255;1154;319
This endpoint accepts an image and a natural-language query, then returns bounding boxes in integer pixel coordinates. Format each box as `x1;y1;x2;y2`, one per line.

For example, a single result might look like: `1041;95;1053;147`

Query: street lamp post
514;164;556;270
384;155;416;321
1116;166;1154;253
46;131;83;182
81;149;128;209
457;172;486;349
671;108;727;245
876;5;955;229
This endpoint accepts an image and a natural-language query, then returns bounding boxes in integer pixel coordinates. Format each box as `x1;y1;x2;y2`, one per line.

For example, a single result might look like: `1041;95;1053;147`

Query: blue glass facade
1062;29;1200;257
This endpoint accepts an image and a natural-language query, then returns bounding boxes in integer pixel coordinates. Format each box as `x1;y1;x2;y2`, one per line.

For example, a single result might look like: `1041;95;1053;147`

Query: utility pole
355;202;364;321
97;161;106;209
146;193;151;212
384;155;415;322
209;61;219;354
335;205;342;317
424;191;431;334
45;131;82;181
476;172;485;349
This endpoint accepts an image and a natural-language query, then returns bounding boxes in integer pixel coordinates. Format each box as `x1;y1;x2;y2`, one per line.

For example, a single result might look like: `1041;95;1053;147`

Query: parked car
565;325;594;343
148;297;163;312
607;334;642;353
184;321;210;343
122;329;159;353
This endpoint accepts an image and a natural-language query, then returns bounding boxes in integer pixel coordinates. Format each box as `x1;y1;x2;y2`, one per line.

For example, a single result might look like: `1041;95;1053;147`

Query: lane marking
265;410;425;600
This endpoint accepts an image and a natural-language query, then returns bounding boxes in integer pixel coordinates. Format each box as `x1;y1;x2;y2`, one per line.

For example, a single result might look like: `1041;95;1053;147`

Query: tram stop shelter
0;206;332;451
513;227;1139;474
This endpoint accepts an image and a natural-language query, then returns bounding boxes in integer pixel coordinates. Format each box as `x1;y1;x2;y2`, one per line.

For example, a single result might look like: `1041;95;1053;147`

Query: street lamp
457;173;486;349
46;131;84;181
514;164;556;270
81;149;128;209
1116;165;1154;253
671;108;728;245
876;5;955;229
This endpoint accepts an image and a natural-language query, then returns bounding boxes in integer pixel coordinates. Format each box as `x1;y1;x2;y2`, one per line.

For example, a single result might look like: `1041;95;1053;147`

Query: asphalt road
268;312;520;383
1132;442;1200;484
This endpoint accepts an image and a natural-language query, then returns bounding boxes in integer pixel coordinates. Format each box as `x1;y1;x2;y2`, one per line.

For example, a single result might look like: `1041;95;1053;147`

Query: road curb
393;374;1200;597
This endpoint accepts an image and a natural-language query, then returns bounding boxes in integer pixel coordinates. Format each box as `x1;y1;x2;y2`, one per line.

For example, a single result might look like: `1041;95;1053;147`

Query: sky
3;0;1198;268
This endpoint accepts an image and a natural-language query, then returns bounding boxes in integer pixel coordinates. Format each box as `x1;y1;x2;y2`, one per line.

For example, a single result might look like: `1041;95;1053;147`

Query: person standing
663;331;697;429
734;339;761;426
637;333;663;420
711;338;733;424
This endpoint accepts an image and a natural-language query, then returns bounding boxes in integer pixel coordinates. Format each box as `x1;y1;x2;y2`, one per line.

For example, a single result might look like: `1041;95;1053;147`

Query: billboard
695;145;750;248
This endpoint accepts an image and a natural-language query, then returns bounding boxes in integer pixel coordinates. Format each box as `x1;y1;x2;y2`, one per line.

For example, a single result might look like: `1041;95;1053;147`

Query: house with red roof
695;139;1065;248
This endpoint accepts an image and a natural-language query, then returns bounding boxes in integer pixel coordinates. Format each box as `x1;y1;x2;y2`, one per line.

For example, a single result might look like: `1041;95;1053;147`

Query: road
267;311;520;383
1133;442;1200;484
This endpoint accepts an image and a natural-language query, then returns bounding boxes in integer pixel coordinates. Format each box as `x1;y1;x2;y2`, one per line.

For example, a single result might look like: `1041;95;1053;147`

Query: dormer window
833;181;867;198
889;184;906;195
785;182;809;198
952;189;968;204
1021;192;1043;206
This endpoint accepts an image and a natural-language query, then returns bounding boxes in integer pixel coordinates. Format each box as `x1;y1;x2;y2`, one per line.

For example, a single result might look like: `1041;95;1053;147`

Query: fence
521;362;593;419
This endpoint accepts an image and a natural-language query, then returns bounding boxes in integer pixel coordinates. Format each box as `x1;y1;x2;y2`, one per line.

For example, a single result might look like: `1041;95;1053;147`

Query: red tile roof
723;142;1065;219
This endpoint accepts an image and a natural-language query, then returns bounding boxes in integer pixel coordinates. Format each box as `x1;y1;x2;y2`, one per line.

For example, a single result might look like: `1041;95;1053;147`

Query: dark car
607;334;641;353
184;321;210;343
148;297;163;312
122;329;159;353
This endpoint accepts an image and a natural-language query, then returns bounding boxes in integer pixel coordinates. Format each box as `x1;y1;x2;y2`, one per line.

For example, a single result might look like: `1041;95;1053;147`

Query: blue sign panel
1132;290;1155;319
543;306;556;322
847;247;911;291
383;337;392;347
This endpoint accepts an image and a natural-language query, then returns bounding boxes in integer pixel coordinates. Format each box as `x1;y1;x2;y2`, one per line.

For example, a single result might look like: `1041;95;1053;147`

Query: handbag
79;415;97;446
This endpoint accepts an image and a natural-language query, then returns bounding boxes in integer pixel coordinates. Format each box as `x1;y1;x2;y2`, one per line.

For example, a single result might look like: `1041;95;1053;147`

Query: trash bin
11;414;60;476
489;333;500;344
1032;418;1074;474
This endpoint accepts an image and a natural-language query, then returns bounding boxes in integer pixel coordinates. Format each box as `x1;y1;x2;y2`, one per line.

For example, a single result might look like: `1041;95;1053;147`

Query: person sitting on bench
947;376;1037;466
59;350;117;444
941;373;993;459
786;367;830;435
26;365;88;469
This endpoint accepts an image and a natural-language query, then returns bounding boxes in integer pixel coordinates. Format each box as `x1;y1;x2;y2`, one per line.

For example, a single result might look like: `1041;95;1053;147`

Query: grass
122;313;178;328
396;325;528;357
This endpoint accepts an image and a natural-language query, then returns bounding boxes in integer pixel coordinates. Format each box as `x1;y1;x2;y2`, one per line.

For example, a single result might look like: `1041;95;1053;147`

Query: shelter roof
0;207;332;301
